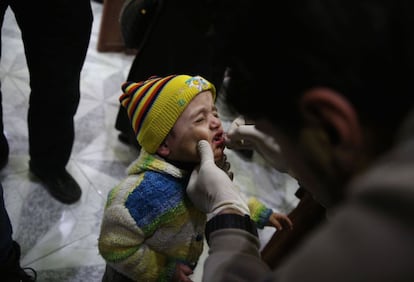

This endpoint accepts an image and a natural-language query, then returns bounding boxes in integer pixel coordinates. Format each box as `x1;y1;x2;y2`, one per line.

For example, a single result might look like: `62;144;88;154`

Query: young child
98;74;293;282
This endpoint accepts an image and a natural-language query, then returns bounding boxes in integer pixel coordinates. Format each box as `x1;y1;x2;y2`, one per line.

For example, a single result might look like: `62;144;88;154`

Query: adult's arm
203;226;270;282
188;140;414;281
201;186;414;281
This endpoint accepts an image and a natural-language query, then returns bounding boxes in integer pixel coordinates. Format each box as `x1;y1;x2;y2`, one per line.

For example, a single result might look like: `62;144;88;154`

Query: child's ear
156;141;170;157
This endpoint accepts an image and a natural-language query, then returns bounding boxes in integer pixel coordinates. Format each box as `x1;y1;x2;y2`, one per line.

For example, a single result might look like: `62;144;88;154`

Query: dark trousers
0;0;93;173
0;183;29;278
0;182;13;264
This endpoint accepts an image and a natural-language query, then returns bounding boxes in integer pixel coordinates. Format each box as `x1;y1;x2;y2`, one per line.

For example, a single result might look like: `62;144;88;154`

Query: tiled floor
1;2;299;281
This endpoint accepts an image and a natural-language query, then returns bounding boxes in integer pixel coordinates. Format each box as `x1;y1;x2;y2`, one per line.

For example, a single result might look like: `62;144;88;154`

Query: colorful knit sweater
98;149;273;281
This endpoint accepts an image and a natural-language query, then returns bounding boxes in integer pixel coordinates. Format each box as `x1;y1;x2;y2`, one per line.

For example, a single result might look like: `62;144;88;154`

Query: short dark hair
222;0;414;135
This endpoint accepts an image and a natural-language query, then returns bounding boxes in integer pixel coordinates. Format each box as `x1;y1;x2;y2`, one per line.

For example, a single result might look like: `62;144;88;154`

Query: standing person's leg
0;182;14;272
0;80;9;170
115;105;140;149
0;1;10;170
10;0;93;204
0;182;37;281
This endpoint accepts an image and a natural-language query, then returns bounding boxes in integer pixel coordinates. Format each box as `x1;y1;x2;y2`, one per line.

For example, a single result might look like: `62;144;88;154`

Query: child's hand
173;263;194;282
267;212;293;231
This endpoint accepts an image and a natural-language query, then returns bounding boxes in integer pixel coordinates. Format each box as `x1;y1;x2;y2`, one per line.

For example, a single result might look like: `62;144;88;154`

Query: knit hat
120;75;216;154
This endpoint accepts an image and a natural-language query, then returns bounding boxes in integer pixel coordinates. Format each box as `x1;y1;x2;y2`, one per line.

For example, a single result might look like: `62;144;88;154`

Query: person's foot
0;132;9;170
29;166;82;204
15;266;37;282
2;241;37;282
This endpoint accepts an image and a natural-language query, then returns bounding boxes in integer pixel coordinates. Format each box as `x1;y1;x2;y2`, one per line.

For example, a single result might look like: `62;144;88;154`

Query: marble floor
0;2;299;281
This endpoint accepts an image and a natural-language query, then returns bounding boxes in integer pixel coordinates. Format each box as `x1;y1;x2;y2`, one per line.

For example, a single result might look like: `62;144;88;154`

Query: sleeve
203;185;414;282
98;204;176;281
247;197;273;229
203;228;271;282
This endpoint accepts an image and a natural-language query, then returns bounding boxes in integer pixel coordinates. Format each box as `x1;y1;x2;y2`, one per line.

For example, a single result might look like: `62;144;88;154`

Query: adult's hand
225;116;288;172
187;140;249;218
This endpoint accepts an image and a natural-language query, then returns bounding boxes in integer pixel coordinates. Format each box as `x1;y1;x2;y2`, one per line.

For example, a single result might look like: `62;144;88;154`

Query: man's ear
299;87;364;171
156;141;170;157
300;87;363;148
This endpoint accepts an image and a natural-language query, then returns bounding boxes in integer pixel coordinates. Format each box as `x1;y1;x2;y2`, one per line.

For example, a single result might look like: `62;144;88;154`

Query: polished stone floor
0;2;299;281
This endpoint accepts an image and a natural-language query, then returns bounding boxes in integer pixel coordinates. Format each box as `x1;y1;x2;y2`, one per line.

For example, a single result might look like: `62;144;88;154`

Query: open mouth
212;131;225;148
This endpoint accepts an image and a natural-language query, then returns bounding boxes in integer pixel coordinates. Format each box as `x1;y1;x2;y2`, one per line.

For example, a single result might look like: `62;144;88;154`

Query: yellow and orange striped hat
119;75;216;153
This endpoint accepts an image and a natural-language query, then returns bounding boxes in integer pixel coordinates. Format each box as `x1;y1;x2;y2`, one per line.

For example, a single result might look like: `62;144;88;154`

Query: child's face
163;91;225;163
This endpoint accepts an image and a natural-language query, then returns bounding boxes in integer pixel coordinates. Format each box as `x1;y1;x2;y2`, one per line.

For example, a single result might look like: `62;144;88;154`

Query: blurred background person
0;0;93;204
115;0;230;149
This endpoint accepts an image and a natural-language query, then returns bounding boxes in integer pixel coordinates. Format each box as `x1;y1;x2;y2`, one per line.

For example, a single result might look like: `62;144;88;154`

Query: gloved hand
187;140;250;218
225;116;288;172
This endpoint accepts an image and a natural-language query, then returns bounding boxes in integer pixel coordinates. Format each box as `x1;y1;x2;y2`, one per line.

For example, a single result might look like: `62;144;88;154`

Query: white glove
187;140;250;219
225;116;288;172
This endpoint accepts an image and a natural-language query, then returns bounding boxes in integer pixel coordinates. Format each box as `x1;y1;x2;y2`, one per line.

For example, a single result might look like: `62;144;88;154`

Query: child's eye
195;117;205;123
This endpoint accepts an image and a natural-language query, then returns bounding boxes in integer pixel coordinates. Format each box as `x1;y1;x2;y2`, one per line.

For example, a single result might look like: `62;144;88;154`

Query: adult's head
120;74;225;163
224;0;414;208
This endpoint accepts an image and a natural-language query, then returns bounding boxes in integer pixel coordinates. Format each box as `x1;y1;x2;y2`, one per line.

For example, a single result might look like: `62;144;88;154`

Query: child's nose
210;115;221;128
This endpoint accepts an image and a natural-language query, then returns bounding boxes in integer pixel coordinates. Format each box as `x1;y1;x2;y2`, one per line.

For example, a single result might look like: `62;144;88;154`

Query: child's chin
213;149;224;161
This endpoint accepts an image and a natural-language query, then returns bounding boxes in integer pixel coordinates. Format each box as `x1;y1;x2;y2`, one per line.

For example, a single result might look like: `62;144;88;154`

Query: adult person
187;0;414;281
114;0;226;149
0;0;93;204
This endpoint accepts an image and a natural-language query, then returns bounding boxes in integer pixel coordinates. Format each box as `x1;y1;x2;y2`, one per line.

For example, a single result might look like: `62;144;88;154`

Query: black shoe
15;267;37;282
29;167;81;204
2;241;37;282
0;132;9;170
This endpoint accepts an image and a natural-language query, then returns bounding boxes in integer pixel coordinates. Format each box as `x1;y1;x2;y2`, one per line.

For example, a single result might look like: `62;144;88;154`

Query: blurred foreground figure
186;0;414;281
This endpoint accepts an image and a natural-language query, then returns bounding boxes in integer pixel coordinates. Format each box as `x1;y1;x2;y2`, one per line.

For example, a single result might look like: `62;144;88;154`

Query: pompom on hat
119;75;216;154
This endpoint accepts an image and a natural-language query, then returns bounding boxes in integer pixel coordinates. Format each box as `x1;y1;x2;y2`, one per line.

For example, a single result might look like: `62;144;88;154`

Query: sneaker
0;132;9;170
29;166;81;204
